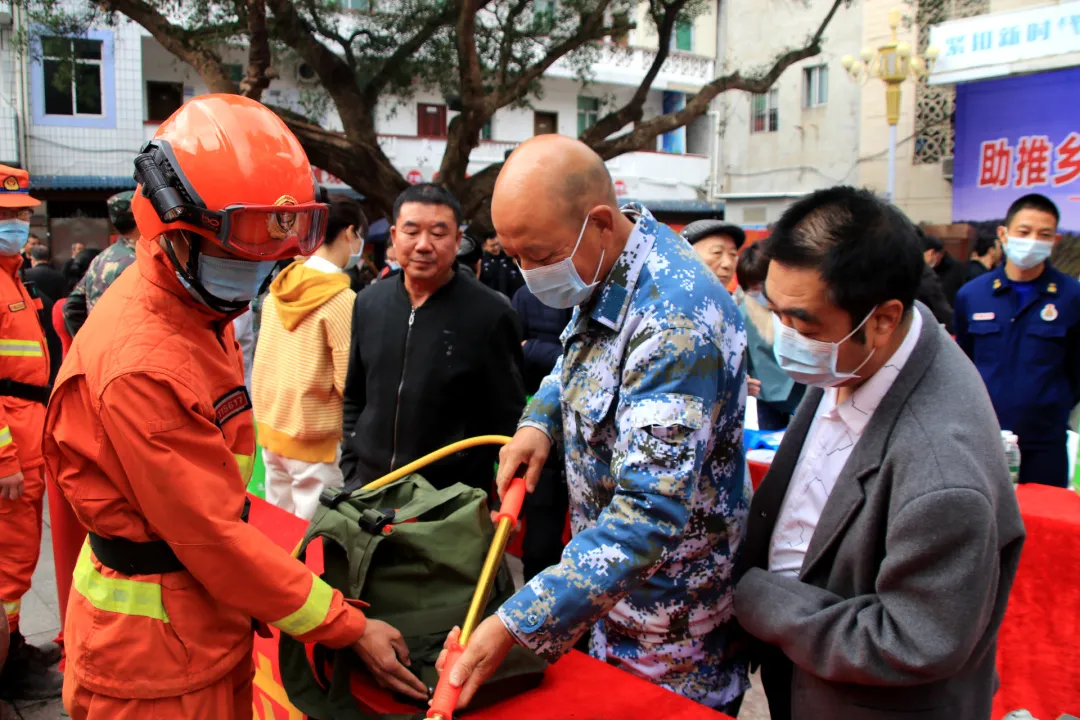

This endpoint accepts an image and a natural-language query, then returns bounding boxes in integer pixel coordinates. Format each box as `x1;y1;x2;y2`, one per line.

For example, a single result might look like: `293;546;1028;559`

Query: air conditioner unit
942;156;954;182
296;63;318;85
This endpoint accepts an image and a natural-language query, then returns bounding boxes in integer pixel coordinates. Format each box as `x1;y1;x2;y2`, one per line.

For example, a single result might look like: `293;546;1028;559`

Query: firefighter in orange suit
42;95;427;719
0;164;64;702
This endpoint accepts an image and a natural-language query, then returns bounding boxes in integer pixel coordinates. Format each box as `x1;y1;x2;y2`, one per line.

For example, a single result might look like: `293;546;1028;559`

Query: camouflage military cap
107;191;136;230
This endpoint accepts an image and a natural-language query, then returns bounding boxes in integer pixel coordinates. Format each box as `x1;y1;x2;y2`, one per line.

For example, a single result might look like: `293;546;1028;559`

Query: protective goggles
134;140;328;260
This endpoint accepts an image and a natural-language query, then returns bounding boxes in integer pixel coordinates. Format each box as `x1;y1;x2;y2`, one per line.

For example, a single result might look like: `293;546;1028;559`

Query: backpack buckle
358;508;396;534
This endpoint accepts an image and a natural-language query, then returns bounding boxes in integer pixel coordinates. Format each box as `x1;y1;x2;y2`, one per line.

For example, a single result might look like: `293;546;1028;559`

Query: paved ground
2;498;770;719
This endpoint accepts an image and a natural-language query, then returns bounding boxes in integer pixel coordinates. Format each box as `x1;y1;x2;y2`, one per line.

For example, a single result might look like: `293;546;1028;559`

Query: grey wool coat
734;303;1026;720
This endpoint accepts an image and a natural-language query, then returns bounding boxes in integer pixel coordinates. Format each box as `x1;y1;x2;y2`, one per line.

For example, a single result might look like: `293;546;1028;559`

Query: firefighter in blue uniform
954;194;1080;487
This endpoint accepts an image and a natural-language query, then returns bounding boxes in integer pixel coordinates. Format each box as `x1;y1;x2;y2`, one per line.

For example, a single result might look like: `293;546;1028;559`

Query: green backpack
280;474;547;719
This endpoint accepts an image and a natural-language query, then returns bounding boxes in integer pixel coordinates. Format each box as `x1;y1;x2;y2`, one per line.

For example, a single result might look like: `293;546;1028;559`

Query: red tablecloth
993;485;1080;720
248;496;730;720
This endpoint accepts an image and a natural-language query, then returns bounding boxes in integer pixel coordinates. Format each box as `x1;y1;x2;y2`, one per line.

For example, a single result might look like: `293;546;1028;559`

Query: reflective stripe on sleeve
72;540;170;622
271;573;333;637
0;426;11;448
0;339;42;357
234;453;253;484
2;599;20;617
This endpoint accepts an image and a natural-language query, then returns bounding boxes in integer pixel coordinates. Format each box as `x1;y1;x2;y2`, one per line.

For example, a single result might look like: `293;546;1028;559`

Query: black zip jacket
341;270;526;491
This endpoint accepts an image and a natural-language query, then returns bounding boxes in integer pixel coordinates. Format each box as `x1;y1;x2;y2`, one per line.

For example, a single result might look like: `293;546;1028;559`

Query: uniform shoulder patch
213;386;251;427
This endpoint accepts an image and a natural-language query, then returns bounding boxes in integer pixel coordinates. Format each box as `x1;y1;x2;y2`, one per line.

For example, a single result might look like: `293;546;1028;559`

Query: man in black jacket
341;184;527;491
480;235;525;300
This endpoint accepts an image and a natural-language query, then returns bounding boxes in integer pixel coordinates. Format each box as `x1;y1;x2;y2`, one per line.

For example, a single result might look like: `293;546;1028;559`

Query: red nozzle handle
495;464;528;526
427;642;464;720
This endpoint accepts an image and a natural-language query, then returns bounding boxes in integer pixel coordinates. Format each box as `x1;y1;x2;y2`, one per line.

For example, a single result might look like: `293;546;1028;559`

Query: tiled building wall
26;20;145;179
0;28;23;166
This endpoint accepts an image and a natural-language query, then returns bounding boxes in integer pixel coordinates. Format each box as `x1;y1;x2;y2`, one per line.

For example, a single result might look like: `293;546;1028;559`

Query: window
803;65;828;108
577;97;599;135
417;103;447;137
672;19;693;52
226;64;244;83
146;81;184;123
342;0;373;9
481;119;493;141
41;37;103;116
752;88;779;133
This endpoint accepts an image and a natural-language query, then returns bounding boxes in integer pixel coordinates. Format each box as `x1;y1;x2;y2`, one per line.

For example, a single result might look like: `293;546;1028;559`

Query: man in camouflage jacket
443;136;751;714
63;191;138;337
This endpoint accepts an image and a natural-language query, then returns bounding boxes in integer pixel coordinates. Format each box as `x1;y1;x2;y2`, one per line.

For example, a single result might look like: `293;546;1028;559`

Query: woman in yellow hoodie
252;197;367;519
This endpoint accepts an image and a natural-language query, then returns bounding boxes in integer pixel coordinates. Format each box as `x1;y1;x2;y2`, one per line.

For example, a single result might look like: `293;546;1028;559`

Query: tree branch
592;0;845;159
97;0;238;93
265;0;372;138
237;0;276;101
360;4;457;105
494;1;621;108
495;0;532;88
580;0;687;145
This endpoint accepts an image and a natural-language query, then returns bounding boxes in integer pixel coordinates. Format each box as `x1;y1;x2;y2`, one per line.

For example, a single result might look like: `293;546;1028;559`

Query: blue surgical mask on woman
1003;235;1053;271
197;254;277;303
344;232;365;271
519;213;605;309
772;306;877;388
0;219;30;255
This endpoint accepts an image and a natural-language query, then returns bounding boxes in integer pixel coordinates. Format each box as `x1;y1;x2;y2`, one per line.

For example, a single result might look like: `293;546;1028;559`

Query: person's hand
434;618;515;709
0;471;24;501
496;426;551;496
747;377;762;397
353;619;428;700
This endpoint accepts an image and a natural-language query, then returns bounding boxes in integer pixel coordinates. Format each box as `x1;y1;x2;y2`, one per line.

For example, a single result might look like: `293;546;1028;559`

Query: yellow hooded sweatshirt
252;258;355;463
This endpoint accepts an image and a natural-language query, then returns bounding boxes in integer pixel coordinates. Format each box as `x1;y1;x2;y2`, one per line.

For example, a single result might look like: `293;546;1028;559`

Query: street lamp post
841;9;940;203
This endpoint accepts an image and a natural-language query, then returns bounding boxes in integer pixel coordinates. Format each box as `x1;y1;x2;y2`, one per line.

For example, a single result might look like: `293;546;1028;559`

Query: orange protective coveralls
43;241;367;719
0;253;50;635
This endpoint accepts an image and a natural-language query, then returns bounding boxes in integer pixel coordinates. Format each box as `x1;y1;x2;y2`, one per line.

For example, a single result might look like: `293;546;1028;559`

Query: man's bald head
494;135;617;227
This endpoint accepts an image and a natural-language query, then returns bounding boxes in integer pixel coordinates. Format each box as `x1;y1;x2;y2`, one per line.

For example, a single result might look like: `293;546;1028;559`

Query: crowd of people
0;92;1075;720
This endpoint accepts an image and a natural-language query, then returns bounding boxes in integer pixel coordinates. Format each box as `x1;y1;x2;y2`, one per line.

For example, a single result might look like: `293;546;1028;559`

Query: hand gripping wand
427;463;527;720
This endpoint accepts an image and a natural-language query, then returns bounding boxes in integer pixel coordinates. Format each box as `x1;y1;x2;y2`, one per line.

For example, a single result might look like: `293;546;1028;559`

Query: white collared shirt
767;310;923;578
304;255;343;274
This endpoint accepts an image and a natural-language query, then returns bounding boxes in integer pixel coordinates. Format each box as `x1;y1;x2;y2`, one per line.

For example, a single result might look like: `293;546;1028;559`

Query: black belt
0;379;49;405
90;497;252;576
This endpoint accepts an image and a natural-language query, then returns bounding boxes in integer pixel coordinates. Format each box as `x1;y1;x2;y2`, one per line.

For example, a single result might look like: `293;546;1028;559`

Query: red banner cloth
993;485;1080;720
248;495;731;720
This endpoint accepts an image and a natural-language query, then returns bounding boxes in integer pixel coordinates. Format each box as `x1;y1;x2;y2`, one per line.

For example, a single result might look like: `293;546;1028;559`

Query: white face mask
519;213;605;309
772;306;877;388
344;231;365;270
1003;235;1053;271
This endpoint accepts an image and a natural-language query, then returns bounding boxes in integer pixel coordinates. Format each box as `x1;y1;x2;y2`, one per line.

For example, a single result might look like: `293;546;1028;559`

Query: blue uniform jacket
954;263;1080;448
496;205;750;707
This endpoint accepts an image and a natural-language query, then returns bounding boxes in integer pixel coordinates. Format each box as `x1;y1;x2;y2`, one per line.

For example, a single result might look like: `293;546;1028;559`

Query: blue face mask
519;213;605;309
1003;235;1053;271
344;235;365;271
772;306;877;388
0;219;30;255
197;254;277;303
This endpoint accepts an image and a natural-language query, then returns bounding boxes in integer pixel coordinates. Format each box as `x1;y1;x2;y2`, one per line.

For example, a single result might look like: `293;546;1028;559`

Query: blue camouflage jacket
497;205;750;701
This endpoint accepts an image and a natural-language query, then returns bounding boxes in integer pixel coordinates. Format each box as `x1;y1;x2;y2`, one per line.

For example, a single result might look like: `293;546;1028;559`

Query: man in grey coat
734;186;1025;720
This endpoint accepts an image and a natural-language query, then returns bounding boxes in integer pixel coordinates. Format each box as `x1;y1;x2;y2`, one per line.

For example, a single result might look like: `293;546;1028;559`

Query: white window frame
803;65;828;109
41;36;104;117
751;88;779;134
